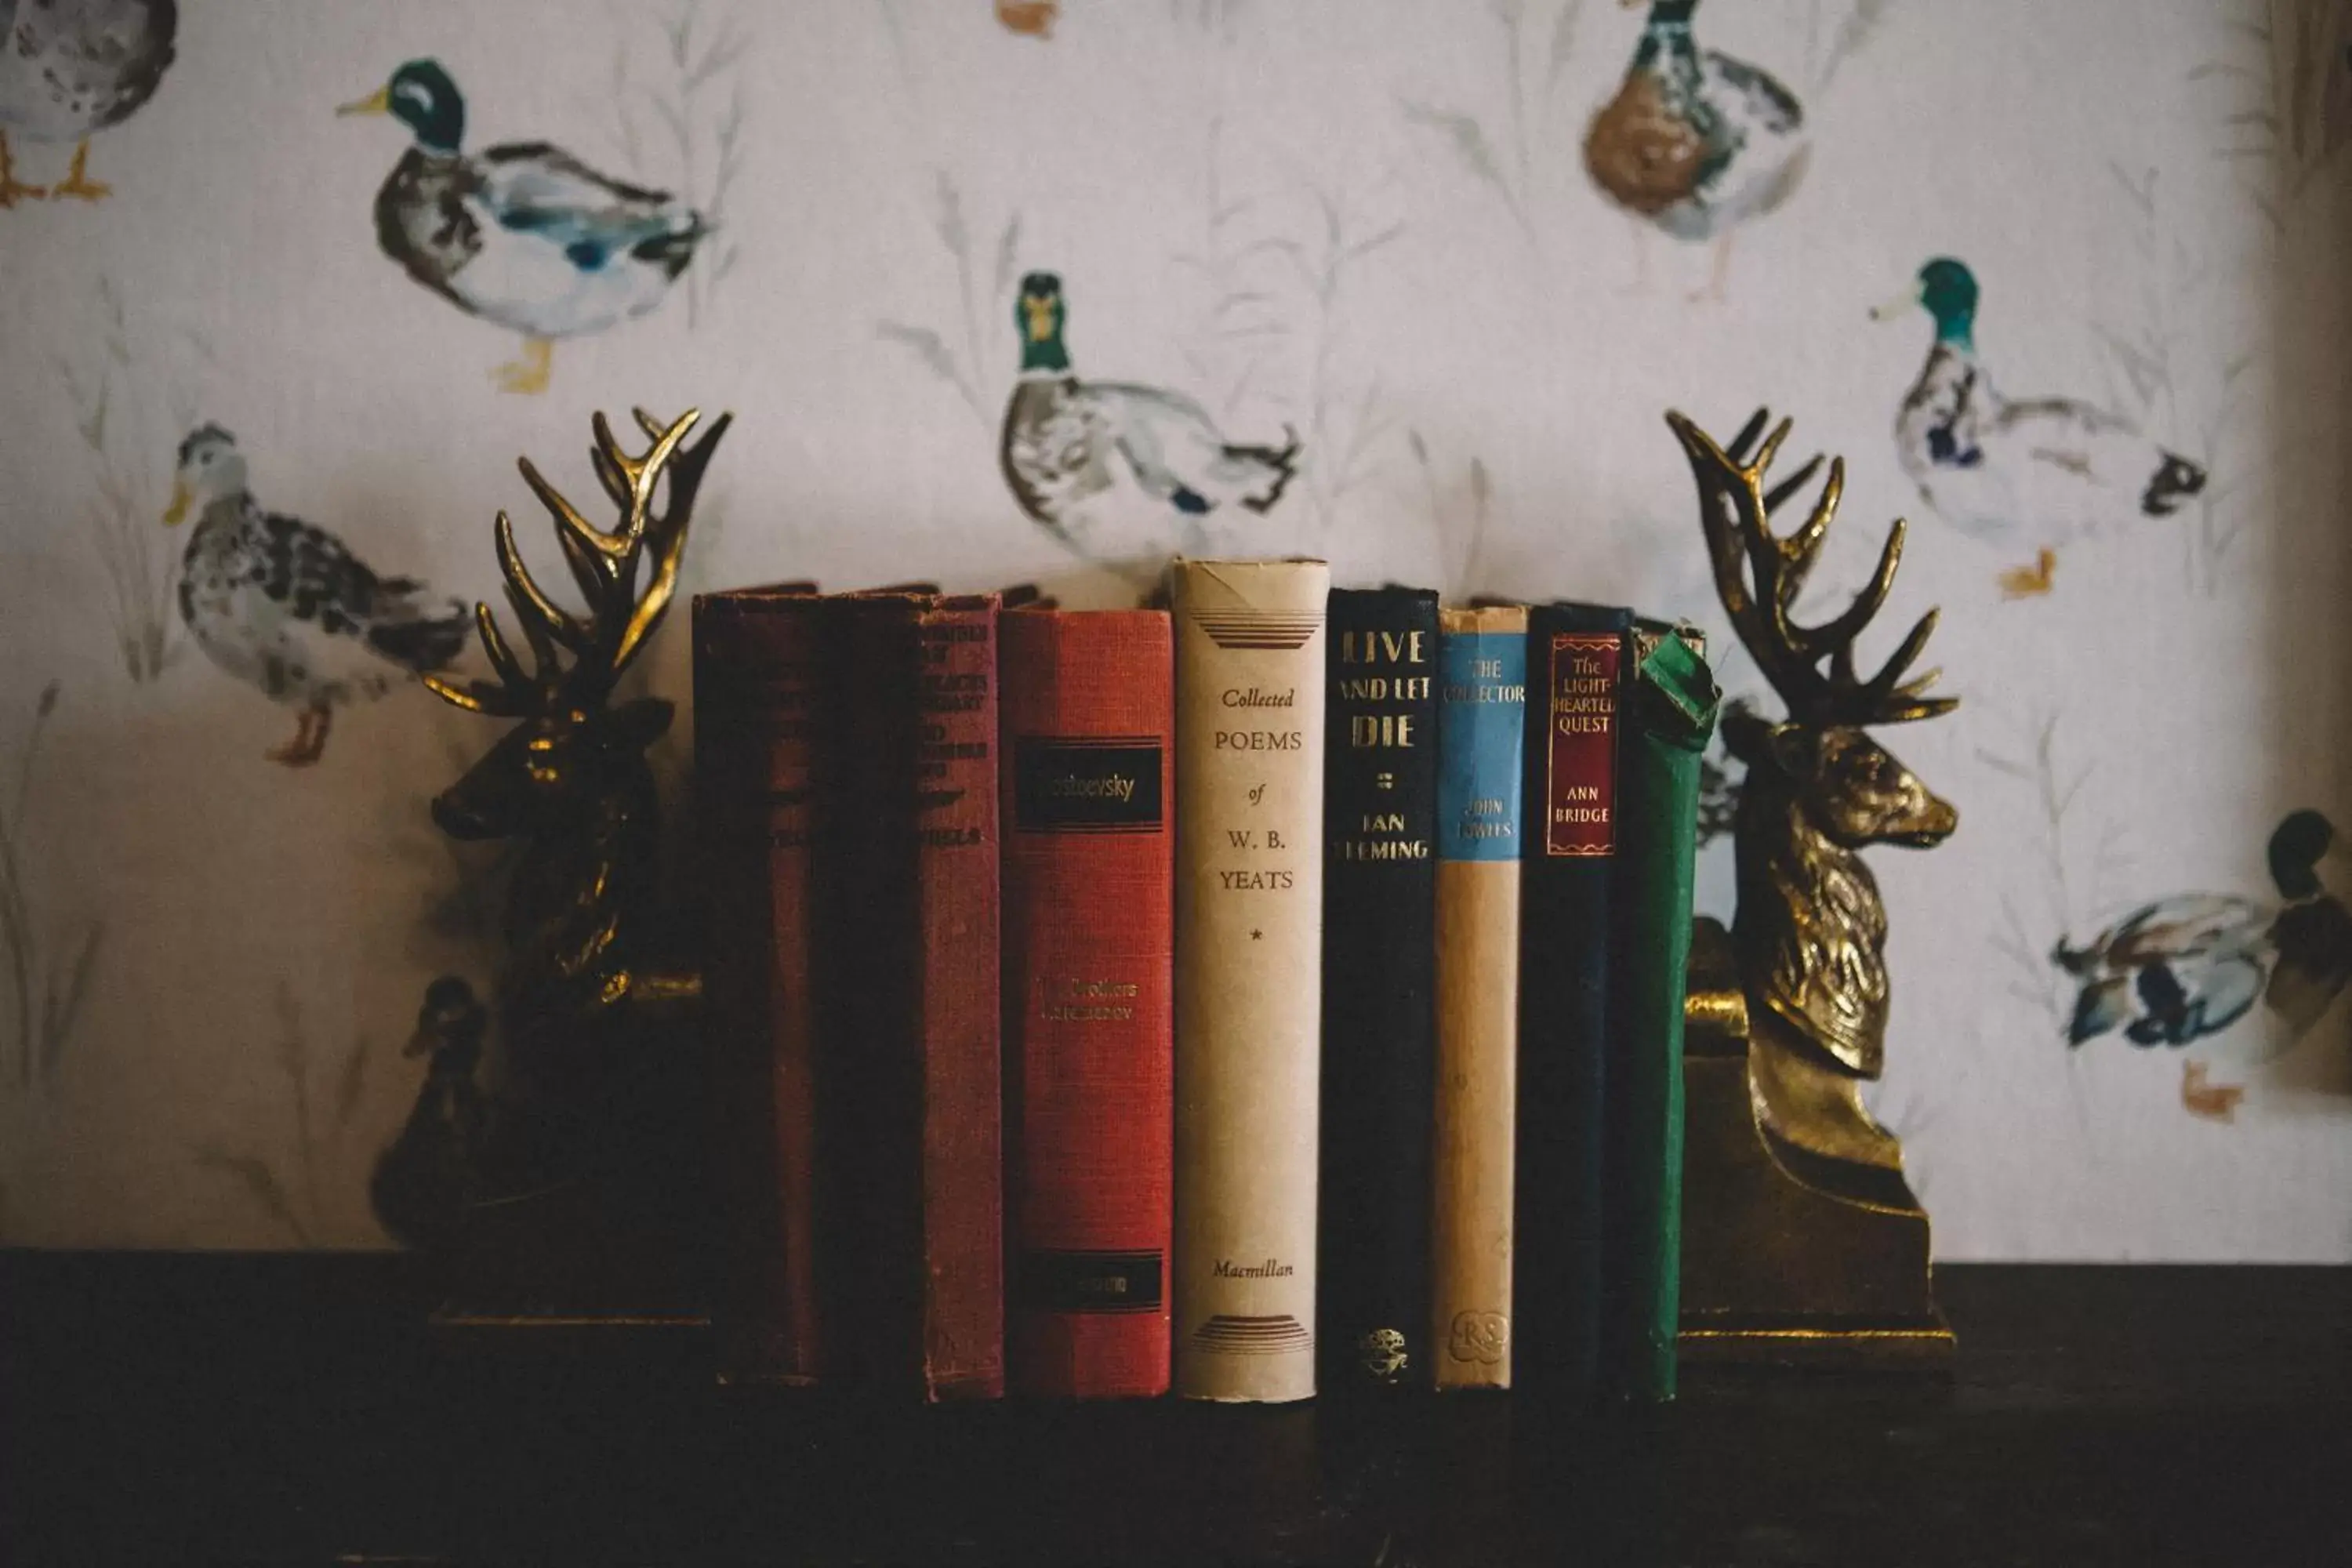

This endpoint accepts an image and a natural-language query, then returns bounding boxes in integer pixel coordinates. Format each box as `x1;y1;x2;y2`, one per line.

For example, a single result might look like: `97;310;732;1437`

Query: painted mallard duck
0;0;177;206
1000;271;1300;561
1584;0;1809;302
1875;257;2208;597
2053;811;2352;1111
167;425;471;767
336;59;705;394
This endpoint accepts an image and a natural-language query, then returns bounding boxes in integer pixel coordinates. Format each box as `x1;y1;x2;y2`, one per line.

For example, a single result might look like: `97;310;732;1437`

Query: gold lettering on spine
1544;632;1622;858
1040;972;1142;1023
1334;608;1430;858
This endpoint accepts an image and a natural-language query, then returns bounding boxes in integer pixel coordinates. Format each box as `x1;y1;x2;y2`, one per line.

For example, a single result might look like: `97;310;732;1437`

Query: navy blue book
1512;601;1631;1396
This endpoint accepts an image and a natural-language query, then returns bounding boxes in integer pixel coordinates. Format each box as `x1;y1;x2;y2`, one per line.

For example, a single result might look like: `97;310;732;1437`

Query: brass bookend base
1677;918;1951;1370
1679;1050;1952;1369
424;1202;714;1341
410;1022;717;1344
420;1059;718;1344
406;1004;717;1343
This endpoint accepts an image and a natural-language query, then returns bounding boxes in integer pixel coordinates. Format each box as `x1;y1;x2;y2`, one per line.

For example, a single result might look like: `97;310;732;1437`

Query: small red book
998;608;1174;1398
816;591;1005;1401
692;583;824;1387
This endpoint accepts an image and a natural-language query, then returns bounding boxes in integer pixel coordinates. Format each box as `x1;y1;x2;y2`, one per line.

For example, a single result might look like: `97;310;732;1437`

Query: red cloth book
815;591;1006;1400
998;608;1174;1398
912;594;1007;1399
692;583;824;1386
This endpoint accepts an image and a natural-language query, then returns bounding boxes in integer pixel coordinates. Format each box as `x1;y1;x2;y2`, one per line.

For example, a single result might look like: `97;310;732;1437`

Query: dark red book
815;590;1005;1401
998;608;1174;1399
692;583;823;1387
912;594;1007;1399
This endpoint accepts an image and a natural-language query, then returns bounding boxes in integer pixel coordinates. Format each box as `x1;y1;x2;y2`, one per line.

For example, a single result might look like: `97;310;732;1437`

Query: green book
1602;622;1719;1403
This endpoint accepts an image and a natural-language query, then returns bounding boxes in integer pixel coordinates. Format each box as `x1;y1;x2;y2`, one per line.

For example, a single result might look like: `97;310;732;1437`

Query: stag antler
1666;408;1955;728
427;408;734;718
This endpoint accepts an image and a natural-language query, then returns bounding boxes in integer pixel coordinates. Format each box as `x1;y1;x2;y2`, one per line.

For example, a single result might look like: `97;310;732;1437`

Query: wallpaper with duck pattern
1;0;2350;1257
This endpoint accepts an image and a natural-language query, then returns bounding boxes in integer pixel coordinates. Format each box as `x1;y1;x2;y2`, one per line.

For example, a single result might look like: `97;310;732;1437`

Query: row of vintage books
692;561;1720;1403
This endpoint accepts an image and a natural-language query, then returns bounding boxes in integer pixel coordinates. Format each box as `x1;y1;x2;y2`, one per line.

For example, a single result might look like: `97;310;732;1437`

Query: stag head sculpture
426;407;731;1062
1668;408;1957;1215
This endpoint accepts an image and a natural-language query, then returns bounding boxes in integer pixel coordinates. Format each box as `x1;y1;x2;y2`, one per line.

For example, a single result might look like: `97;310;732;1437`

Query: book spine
1319;587;1440;1391
999;609;1174;1399
693;590;825;1386
1431;606;1526;1392
1602;626;1719;1403
912;596;1007;1401
813;594;927;1392
1170;557;1330;1403
1512;602;1631;1397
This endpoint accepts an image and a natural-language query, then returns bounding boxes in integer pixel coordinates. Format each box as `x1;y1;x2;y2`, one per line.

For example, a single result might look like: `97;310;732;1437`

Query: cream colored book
1170;557;1330;1403
1430;605;1526;1390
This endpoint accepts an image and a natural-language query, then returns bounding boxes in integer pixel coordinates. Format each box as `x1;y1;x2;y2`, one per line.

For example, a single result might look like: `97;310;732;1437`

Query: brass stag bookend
427;408;730;1057
1667;408;1958;1367
413;407;730;1302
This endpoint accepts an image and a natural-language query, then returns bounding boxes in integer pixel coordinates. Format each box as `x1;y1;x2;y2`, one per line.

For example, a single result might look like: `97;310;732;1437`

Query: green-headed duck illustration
1000;270;1299;561
1584;0;1810;301
1875;257;2207;597
2054;810;2350;1118
337;58;706;393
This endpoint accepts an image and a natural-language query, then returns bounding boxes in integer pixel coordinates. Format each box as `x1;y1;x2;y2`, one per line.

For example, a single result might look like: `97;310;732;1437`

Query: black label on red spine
1545;633;1622;857
1013;737;1165;833
1021;1249;1165;1313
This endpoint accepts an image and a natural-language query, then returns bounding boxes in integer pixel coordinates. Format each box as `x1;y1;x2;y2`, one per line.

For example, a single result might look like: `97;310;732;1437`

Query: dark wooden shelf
5;1254;2349;1565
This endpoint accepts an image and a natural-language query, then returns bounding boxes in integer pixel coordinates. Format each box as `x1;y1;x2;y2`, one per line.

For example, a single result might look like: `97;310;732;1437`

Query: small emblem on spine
1447;1310;1509;1365
1357;1327;1409;1381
